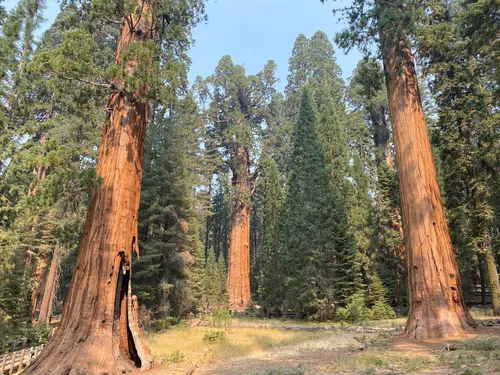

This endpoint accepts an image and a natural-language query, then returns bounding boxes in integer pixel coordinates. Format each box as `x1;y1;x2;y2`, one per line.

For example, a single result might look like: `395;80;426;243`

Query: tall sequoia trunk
38;242;62;325
380;29;476;338
228;145;251;312
24;4;155;374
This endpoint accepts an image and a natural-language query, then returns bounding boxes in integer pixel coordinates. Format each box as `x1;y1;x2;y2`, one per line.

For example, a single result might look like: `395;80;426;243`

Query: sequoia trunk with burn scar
23;2;155;374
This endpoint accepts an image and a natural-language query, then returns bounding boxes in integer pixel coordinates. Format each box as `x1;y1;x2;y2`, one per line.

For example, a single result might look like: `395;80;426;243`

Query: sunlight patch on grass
146;326;332;368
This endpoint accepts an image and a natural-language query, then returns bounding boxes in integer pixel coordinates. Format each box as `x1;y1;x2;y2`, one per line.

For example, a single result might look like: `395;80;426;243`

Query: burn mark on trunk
114;254;141;368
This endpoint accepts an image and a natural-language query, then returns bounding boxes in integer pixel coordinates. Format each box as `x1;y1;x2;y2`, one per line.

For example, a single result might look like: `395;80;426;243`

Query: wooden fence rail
1;342;44;375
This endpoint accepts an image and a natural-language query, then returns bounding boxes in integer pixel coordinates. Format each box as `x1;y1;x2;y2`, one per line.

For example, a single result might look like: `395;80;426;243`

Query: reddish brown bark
228;146;251;312
380;30;476;338
23;3;154;374
38;242;62;325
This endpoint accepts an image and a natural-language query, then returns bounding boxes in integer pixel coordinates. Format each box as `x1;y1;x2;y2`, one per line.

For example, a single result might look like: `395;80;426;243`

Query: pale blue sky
5;0;362;92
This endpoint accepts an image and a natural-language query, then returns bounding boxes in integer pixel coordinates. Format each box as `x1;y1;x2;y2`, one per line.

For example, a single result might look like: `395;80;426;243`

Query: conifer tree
348;58;406;310
285;31;350;193
197;56;277;312
328;0;476;338
135;95;207;318
280;88;356;319
200;250;228;315
254;155;283;309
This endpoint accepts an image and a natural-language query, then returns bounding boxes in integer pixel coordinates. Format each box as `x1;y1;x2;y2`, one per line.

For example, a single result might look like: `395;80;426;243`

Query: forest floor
137;314;500;375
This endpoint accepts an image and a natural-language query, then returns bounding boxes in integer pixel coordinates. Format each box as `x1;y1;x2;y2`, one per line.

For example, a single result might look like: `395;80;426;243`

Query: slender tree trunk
380;29;476;338
477;260;487;305
23;3;155;374
483;250;500;316
471;187;500;315
38;242;62;325
29;217;52;320
228;146;251;312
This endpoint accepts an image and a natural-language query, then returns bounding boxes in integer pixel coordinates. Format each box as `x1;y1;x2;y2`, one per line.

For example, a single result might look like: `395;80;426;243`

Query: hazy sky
5;0;362;91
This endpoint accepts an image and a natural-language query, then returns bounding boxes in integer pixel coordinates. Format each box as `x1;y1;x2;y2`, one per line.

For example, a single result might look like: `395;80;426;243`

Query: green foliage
279;89;357;318
285;31;349;193
334;291;395;322
197;55;276;208
416;0;500;305
135;95;208;318
255;156;283;309
202;330;227;344
162;348;184;364
199;250;228;316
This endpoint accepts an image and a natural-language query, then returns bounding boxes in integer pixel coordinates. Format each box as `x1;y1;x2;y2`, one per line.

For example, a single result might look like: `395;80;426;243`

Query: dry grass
230;316;407;328
144;317;500;374
146;326;332;368
322;349;436;373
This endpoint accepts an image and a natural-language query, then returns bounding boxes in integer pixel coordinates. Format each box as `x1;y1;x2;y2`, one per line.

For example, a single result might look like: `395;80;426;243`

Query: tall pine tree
280;88;356;319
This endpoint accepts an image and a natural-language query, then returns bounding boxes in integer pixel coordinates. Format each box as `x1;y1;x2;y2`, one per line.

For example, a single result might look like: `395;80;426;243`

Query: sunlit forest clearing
140;313;500;375
0;0;498;374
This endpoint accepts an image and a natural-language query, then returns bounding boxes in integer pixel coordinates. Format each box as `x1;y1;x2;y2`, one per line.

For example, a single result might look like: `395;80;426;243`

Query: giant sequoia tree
330;0;476;338
197;56;276;312
24;0;205;373
417;0;500;315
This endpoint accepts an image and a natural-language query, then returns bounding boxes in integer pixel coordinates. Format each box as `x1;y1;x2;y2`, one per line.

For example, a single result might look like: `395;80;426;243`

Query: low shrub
333;293;396;323
202;330;226;344
371;300;397;320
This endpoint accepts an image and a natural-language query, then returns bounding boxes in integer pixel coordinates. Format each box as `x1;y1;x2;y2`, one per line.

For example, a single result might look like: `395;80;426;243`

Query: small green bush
211;308;231;329
335;307;349;322
202;330;226;344
164;349;183;364
333;293;396;323
371;300;397;320
346;293;372;322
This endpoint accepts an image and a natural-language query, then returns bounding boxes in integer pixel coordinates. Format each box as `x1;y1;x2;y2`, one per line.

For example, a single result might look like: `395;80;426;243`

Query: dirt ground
134;323;500;375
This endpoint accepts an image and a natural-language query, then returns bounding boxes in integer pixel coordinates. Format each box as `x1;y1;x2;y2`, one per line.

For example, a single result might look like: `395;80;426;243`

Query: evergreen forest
0;0;498;374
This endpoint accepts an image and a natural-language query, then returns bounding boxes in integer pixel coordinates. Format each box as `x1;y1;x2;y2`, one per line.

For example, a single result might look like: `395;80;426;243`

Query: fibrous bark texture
381;33;476;339
228;146;251;312
23;3;154;374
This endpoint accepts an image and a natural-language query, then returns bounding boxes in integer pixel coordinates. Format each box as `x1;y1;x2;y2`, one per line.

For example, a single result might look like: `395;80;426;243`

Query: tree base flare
404;309;476;339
